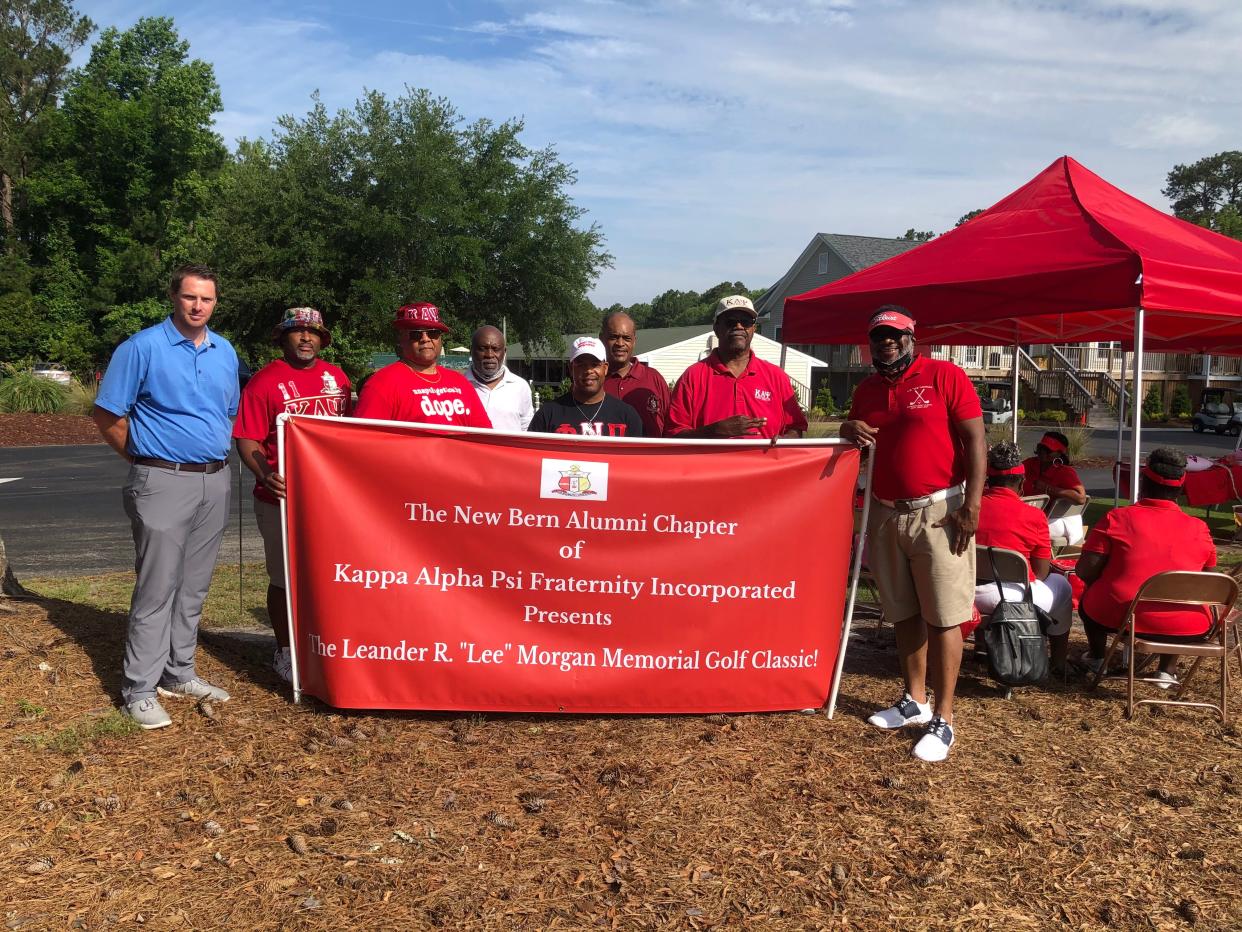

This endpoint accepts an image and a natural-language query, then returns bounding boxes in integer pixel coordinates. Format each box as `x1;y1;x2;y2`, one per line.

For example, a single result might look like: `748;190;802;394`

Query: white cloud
74;0;1242;305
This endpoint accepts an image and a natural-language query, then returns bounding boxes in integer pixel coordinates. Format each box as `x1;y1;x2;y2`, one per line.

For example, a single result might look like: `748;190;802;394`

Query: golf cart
976;380;1014;425
1191;388;1242;436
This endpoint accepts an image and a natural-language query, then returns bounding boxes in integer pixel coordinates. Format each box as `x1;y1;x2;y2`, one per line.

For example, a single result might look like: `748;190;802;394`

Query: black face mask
873;348;915;379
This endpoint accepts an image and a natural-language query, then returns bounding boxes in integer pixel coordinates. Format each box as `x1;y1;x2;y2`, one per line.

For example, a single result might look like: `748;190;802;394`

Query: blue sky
76;1;1242;305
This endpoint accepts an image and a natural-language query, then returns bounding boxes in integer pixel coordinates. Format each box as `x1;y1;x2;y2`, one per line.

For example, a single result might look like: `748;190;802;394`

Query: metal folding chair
1089;571;1240;723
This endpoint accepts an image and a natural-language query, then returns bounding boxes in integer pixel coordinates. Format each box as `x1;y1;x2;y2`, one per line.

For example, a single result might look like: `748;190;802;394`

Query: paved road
0;423;1233;577
0;445;263;577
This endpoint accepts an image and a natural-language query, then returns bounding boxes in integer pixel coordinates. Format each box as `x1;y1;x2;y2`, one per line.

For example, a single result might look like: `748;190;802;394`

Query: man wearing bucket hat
666;295;807;439
841;305;985;762
354;302;492;428
233;307;352;682
528;337;644;436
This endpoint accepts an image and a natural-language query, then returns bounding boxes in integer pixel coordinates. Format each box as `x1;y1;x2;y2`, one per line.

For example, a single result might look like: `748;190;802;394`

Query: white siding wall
640;333;823;395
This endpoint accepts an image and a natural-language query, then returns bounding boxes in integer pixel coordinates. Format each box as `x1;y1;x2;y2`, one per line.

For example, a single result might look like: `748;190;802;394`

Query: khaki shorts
867;495;976;628
254;497;286;588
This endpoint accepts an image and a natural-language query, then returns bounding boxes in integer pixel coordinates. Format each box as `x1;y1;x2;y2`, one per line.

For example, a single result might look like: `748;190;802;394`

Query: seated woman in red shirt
974;442;1074;671
1022;430;1087;544
1076;447;1218;686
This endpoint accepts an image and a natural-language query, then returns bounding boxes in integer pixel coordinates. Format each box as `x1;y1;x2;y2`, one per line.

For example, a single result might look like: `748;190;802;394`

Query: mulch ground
2;598;1240;930
0;414;102;447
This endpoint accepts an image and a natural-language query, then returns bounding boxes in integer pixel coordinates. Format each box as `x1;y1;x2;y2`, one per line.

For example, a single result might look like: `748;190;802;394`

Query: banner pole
1114;350;1128;506
277;414;301;704
827;446;874;719
1130;308;1145;503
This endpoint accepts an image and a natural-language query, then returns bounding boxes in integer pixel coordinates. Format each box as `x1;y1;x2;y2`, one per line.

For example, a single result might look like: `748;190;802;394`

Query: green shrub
0;369;69;413
1142;383;1164;421
813;386;837;415
1039;408;1067;424
1170;384;1191;419
1063;426;1092;460
62;380;97;415
808;406;826;419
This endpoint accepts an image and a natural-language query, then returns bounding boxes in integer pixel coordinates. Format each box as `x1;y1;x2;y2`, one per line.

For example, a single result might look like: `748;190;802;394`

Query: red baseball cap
868;306;916;333
393;302;450;332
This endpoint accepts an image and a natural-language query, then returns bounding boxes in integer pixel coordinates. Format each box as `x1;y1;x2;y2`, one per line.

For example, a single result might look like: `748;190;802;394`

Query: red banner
283;416;859;713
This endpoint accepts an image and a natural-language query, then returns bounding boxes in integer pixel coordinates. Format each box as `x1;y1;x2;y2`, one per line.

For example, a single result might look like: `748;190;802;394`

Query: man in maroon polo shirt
666;295;807;439
841;306;985;762
601;311;670;436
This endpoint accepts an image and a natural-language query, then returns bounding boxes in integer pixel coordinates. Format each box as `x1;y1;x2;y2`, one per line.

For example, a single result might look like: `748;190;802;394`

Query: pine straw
2;600;1241;931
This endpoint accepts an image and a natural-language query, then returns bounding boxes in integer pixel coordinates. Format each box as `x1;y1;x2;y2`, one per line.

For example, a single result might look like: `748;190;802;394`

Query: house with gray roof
754;233;922;349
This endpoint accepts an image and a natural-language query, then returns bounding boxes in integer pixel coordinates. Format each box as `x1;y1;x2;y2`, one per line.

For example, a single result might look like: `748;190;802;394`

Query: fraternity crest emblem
539;458;610;502
556;464;594;496
322;371;342;395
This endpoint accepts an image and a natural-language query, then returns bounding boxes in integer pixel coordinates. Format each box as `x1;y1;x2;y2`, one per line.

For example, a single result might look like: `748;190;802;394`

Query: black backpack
980;548;1049;686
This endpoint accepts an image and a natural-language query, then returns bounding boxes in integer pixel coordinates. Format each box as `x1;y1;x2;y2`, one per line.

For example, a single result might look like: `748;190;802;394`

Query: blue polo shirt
96;317;239;462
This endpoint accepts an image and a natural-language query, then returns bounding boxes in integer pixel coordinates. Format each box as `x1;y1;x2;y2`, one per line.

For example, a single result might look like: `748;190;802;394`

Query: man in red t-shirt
354;303;492;429
1076;447;1217;687
841;306;985;763
601;311;670;437
233;307;352;682
666;295;807;439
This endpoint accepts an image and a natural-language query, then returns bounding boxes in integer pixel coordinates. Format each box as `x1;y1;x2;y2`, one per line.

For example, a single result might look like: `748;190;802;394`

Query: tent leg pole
1130;308;1145;503
1114;350;1127;507
1011;341;1020;445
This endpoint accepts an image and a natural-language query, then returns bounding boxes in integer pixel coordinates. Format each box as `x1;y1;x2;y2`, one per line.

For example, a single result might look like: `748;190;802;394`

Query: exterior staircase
1016;347;1131;425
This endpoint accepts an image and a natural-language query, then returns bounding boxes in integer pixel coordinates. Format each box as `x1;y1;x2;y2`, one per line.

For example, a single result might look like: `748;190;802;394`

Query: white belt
875;484;964;514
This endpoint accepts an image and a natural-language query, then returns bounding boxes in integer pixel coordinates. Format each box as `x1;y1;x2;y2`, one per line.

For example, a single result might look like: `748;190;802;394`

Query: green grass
15;699;47;719
804;420;841;439
27;561;274;629
21;709;142;755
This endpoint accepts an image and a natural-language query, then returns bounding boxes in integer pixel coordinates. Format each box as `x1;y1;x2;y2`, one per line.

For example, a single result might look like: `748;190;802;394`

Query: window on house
817;253;829;275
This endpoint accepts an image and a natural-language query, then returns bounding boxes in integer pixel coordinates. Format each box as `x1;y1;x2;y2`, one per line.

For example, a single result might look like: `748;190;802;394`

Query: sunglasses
404;329;442;340
719;317;756;329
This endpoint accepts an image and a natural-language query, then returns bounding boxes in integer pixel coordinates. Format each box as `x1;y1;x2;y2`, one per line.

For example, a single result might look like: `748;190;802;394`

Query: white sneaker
273;648;293;683
867;692;932;729
124;697;172;730
1150;670;1178;690
912;716;955;762
157;678;230;702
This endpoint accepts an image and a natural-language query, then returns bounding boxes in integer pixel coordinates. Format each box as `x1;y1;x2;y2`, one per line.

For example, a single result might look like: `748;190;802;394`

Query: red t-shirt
976;487;1052;580
848;356;982;501
666;352;808;439
1021;457;1082;497
604;359;670;438
1080;498;1218;636
232;358;352;504
354;362;493;429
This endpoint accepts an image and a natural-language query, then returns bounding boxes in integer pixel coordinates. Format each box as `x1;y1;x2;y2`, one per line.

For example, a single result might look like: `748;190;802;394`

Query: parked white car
31;363;73;384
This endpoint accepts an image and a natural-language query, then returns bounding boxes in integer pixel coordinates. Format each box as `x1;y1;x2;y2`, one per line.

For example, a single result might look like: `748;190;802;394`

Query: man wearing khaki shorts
841;307;985;762
233;308;351;681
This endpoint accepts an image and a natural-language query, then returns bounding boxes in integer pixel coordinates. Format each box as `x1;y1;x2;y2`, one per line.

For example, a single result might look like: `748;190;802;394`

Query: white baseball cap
569;336;607;363
712;294;757;320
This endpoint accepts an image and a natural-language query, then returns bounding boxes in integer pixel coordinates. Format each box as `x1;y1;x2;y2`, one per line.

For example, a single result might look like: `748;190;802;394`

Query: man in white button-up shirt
465;325;534;432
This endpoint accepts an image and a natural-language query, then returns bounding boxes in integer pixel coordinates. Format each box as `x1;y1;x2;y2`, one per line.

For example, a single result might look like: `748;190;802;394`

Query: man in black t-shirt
529;337;644;437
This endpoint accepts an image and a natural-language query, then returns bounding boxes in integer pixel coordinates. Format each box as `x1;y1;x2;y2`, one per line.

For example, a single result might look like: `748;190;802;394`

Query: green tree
1170;383;1191;419
898;228;934;242
1142;383;1165;421
0;0;93;242
1163;151;1242;233
208;89;609;374
955;208;986;227
22;16;226;358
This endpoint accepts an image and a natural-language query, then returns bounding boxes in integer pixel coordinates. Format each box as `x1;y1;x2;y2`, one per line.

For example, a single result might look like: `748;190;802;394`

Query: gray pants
121;464;231;703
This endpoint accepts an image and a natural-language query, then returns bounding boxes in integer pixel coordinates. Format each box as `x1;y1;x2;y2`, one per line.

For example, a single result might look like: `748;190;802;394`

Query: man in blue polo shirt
92;265;240;729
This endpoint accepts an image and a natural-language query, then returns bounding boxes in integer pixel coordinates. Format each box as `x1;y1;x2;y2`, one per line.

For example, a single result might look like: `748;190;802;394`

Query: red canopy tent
782;156;1242;498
